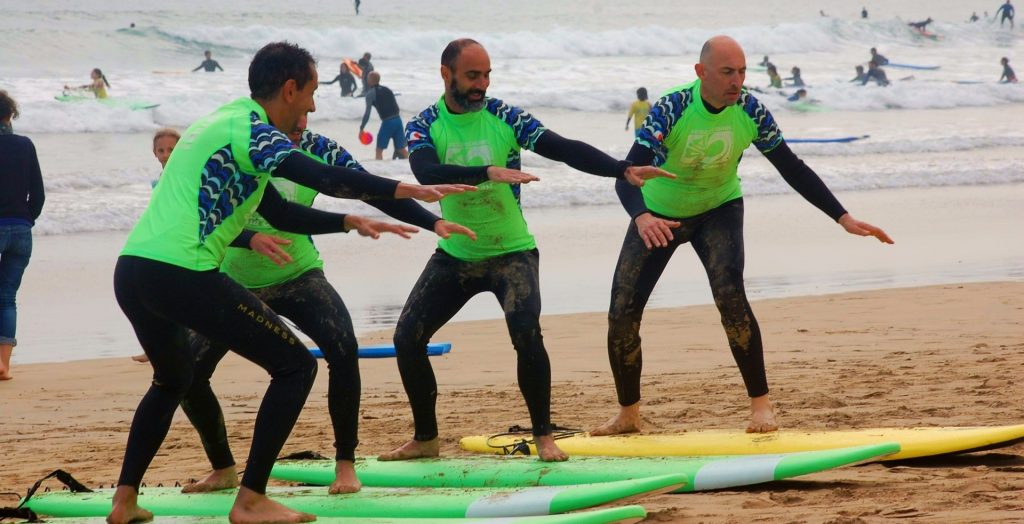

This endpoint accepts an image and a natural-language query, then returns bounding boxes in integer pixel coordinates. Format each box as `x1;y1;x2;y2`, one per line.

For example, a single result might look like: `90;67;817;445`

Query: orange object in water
344;58;363;78
359;130;373;145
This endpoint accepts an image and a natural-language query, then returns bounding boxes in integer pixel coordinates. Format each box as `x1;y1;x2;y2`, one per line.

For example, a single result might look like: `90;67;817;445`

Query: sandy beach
3;280;1022;522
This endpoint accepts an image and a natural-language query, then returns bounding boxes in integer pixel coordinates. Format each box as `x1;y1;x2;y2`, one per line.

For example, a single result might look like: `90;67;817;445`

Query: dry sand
2;281;1022;522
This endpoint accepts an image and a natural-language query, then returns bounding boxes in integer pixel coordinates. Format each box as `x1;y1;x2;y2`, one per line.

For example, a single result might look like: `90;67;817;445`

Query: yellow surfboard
460;425;1024;461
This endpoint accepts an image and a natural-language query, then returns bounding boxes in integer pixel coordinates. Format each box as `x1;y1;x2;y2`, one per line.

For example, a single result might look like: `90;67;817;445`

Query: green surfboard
20;475;683;518
28;505;647;524
271;443;896;493
54;94;159;110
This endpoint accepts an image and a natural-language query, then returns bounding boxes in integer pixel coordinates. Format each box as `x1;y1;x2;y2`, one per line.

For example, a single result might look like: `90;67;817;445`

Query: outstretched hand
635;212;682;249
487;166;540;185
624;165;676;187
344;215;420;239
433;220;477;240
838;214;894;244
250;233;293;267
395;182;477;203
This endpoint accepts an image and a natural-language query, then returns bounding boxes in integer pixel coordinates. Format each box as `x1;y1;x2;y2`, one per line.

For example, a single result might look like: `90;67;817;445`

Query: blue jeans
0;224;33;346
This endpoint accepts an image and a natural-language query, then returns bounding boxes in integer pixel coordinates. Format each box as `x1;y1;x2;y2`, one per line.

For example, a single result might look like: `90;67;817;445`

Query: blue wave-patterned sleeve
248;112;297;173
636;90;692;166
740;93;784;153
197;145;259;243
486;98;546;151
406;105;439;154
298;130;367;173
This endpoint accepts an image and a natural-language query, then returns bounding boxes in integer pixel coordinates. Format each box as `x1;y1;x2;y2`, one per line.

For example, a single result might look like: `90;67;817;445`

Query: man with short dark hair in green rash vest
379;38;674;464
593;35;892;439
108;41;474;524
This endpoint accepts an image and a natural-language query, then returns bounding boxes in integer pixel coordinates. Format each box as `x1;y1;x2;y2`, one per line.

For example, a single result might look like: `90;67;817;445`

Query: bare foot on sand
535;434;569;461
229;487;315;524
746;394;779;433
131;354;149;363
377;438;440;461
590;403;642;436
0;369;11;380
182;466;239;493
329;460;362;494
106;486;153;524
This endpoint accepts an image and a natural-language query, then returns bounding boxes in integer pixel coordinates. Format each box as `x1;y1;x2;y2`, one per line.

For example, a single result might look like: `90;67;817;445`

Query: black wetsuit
1001;64;1017;83
395;117;631;441
862;68;890;86
608;95;846;406
360;85;400;129
322;72;358;97
193;59;224;72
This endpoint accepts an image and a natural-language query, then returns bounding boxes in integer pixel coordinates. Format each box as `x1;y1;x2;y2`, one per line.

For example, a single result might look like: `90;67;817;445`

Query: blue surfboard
309;342;452;359
788;135;869;144
886;63;940;71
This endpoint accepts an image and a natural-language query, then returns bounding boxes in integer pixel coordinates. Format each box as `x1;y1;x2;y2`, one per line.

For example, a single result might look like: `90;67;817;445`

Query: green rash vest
121;98;297;270
405;96;546;262
221;132;365;288
635;80;784;218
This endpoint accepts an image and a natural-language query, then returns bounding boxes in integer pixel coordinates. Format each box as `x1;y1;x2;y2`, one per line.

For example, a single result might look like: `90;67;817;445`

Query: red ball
359;131;373;145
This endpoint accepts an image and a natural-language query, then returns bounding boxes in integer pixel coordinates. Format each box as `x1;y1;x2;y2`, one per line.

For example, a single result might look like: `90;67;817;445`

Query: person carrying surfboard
106;41;475;524
592;35;892;438
378;38;674;463
869;47;888;66
176;112;474;497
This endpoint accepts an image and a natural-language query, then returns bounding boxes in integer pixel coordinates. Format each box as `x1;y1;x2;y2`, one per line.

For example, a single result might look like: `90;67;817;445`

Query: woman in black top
0;90;45;380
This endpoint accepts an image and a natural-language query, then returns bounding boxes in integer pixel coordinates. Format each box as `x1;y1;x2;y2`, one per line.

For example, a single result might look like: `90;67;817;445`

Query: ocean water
2;0;1022;235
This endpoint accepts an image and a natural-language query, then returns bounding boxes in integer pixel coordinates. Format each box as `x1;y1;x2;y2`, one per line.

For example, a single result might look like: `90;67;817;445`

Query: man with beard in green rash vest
379;38;675;463
592;35;893;438
179;113;475;496
108;41;474;524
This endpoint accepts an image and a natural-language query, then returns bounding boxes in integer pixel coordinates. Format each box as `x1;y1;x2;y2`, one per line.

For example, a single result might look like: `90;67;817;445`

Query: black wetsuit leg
607;217;686;406
689;199;768;398
113;255;316;494
393;248;554;439
252;268;361;462
392;250;479;441
179;332;234;470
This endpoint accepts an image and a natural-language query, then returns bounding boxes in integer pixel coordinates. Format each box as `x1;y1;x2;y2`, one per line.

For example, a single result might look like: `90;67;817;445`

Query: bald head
699;36;745;66
368;71;380;86
694;35;747;109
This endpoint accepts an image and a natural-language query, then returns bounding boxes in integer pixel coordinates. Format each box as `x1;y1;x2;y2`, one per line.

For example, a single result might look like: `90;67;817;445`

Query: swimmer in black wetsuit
995;0;1015;29
862;61;891;86
908;17;934;33
870;48;889;66
851;65;867;82
193;50;224;72
321;62;357;97
1000;57;1018;83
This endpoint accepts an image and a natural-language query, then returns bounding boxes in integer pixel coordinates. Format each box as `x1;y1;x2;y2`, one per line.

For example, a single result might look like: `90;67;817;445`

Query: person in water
321;62;358;97
65;68;109;99
1000;57;1018;83
767;65;782;88
862;60;891;86
908;17;934;33
360;71;408;160
870;48;889;66
995;0;1015;29
785;66;805;87
787;88;808;102
625;87;651;133
851;65;868;82
193;50;224;72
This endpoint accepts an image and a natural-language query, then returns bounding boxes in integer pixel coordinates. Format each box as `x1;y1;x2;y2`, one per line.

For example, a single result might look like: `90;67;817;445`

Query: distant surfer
908;17;934;33
759;55;773;68
851;65;867;82
862;61;891;86
767;64;782;88
321;62;358;97
625;87;651;133
193;50;224;72
787;88;808;102
64;68;109;99
995;0;1015;29
357;52;374;95
1000;57;1018;83
785;66;805;87
862;6;868;18
870;47;889;66
969;11;980;22
591;35;893;439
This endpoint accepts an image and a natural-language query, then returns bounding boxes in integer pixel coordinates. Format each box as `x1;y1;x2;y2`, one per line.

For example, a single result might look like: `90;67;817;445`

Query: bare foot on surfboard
535;434;569;461
181;466;239;493
229;487;314;524
106;486;153;524
328;460;362;494
746;394;778;433
377;438;440;461
590;403;642;436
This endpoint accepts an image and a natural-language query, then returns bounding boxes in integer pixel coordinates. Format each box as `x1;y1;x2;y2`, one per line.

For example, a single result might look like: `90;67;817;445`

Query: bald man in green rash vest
379;38;674;463
593;35;893;438
108;41;474;524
